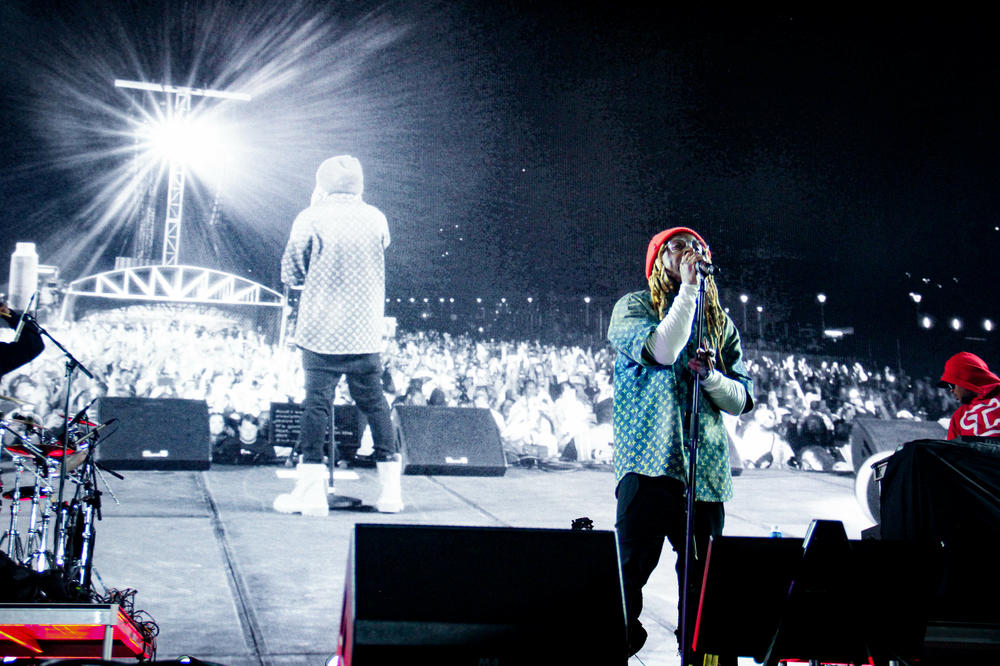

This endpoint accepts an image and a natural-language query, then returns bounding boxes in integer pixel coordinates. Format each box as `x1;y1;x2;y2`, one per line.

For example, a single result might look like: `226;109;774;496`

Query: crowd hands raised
1;312;953;471
737;352;952;471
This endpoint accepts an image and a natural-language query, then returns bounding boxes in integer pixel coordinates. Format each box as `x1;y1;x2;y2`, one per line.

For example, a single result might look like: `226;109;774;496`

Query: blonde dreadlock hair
648;251;729;374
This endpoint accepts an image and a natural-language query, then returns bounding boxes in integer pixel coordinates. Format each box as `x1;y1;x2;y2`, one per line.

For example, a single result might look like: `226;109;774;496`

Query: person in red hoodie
937;352;1000;440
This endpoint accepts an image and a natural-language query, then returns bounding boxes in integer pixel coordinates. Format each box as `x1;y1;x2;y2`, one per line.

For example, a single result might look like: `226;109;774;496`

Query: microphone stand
679;273;709;666
24;314;98;555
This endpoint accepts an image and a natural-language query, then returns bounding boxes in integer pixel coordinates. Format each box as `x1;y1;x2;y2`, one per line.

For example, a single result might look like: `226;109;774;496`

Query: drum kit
0;392;119;591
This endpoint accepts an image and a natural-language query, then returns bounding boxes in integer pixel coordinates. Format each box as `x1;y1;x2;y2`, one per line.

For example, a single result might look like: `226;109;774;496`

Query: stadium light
985;318;995;332
137;114;234;174
116;78;249;265
950;317;963;331
921;315;934;329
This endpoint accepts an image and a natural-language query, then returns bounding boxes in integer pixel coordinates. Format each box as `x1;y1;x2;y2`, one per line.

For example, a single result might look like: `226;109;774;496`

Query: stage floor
1;463;871;666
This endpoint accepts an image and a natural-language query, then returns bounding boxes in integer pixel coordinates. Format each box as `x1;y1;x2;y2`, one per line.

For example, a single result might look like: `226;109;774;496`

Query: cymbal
65;449;89;473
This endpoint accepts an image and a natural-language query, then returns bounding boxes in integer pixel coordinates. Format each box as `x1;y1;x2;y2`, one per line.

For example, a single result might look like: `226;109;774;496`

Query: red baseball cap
644;227;711;279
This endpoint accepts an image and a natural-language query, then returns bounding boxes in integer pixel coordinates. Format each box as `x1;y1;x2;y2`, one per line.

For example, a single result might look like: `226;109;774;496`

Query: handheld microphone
12;291;38;343
696;261;718;277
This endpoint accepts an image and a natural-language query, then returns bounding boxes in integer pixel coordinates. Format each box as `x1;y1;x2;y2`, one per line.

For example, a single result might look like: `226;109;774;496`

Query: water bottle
8;242;38;310
769;524;783;538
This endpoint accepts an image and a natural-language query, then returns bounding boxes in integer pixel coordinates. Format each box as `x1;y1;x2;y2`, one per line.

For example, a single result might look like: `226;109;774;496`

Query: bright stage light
136;113;237;180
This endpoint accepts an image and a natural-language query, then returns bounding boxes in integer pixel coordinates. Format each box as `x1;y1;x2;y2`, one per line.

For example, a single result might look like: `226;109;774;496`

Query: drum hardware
1;456;28;560
25;465;58;573
53;499;70;569
2;408;118;589
0;312;120;599
23;313;98;560
1;319;127;604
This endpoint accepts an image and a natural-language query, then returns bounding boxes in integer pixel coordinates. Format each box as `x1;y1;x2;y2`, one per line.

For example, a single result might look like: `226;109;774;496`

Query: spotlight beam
114;79;251;265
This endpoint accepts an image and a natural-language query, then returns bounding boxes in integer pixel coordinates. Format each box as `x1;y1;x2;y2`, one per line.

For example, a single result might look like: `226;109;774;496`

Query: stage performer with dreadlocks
608;227;754;658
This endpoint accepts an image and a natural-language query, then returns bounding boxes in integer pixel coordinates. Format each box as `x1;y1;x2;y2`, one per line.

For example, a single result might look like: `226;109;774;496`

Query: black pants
615;473;725;653
298;349;395;463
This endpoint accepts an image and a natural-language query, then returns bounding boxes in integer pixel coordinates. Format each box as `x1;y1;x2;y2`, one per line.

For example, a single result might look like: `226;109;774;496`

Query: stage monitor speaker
849;417;945;472
95;397;210;470
338;523;627;665
393;406;505;476
695;533;931;662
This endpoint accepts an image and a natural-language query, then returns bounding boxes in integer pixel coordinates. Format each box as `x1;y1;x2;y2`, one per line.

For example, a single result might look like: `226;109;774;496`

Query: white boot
375;454;404;513
273;463;329;516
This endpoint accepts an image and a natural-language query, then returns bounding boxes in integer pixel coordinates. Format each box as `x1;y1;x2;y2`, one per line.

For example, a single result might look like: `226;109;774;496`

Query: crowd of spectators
1;308;955;470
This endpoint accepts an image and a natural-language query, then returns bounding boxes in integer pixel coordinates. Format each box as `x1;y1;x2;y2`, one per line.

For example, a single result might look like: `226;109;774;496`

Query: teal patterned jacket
607;290;754;501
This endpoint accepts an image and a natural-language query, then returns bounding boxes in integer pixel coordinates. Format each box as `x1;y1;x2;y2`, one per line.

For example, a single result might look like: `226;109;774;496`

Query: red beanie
645;227;711;279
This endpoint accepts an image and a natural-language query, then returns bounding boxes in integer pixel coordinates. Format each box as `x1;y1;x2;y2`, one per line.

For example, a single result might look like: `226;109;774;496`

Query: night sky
1;3;997;366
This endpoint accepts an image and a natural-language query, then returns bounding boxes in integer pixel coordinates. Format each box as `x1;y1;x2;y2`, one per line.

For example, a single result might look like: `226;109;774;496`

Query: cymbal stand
23;462;53;570
27;463;57;572
54;500;69;569
25;315;97;548
57;423;118;587
94;463;121;506
1;456;26;559
73;495;96;586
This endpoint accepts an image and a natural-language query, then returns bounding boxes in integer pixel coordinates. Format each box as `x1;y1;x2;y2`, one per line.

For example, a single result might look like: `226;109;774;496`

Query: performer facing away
607;227;754;658
938;351;1000;440
0;300;44;380
275;155;403;516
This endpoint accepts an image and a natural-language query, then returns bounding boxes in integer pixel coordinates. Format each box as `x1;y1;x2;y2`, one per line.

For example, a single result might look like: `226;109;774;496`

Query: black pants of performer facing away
297;349;396;463
616;473;733;664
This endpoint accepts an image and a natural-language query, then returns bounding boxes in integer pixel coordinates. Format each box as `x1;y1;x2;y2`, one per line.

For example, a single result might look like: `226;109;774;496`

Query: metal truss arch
64;265;283;307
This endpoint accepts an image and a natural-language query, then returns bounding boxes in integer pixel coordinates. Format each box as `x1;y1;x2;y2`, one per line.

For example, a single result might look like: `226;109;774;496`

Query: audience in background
2;316;953;469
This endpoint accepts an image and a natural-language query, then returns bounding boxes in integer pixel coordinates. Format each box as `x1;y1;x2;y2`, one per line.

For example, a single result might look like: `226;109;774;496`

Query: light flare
3;0;483;284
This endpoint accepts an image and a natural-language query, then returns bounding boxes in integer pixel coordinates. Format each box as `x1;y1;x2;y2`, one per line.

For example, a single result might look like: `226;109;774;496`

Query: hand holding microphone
696;260;718;277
